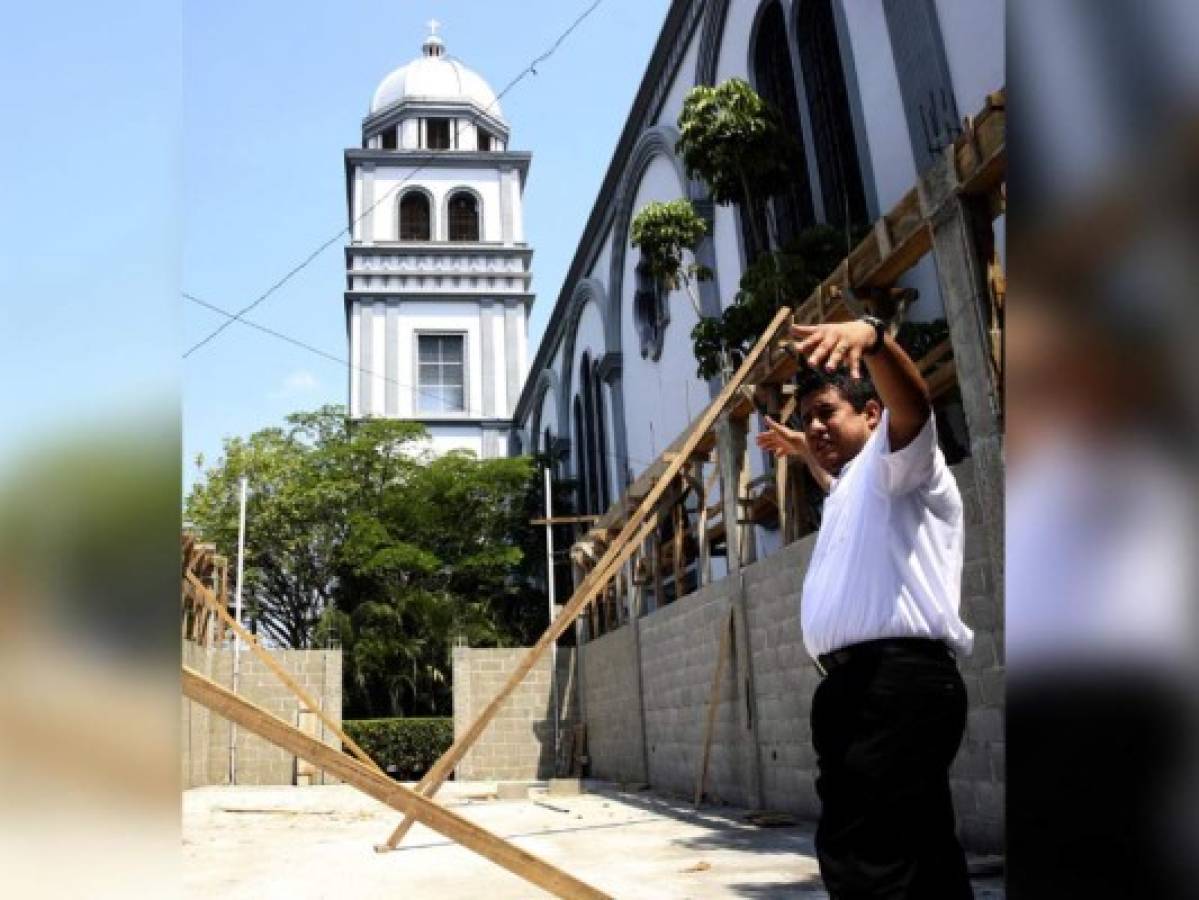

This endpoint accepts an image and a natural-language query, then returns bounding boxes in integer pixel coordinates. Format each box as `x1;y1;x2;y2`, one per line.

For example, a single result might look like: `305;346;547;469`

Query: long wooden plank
694;609;734;807
182;666;610;900
183;570;383;775
378;304;797;850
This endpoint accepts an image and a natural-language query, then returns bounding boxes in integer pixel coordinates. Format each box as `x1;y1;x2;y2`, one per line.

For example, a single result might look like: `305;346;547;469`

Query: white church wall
715;0;757;83
489;302;507;413
351;169;365;242
572;298;606;378
424;425;484;458
655;18;702;129
588;229;614;288
935;0;1004;120
370;300;387;416
505;300;529;416
838;1;916;214
516;303;529;393
507;170;525;243
836;1;980;323
601;382;622;492
545;341;568;430
620;153;706;480
535;388;558;449
712;202;745;312
349;301;362;417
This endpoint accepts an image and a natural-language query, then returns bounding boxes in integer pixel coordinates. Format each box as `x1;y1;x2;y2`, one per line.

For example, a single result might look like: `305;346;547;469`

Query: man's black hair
793;365;879;413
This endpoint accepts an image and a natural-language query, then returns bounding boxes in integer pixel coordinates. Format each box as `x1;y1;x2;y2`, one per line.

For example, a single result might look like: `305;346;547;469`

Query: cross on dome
422;18;445;56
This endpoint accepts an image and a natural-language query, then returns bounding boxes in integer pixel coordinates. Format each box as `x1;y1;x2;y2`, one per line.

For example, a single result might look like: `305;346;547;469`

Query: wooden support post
377;306;794;852
672;502;684;599
652;534;664;609
919;145;1005;584
775;451;789;541
183;570;383;775
773;395;799;544
698;459;720;584
182;666;610;900
714;418;765;810
694;608;734;807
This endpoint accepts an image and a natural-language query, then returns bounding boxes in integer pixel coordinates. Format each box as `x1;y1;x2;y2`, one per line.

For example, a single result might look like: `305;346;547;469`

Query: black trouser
811;638;972;899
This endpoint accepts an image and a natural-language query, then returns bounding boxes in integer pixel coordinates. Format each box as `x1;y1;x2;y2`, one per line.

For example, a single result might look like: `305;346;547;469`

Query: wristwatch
859;315;887;356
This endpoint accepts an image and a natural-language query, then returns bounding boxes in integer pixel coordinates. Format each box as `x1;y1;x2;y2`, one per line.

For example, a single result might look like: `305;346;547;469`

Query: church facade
343;26;531;458
511;0;1003;558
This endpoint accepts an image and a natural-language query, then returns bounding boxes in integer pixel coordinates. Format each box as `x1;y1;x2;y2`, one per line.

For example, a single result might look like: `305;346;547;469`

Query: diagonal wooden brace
183;569;383;775
377;305;796;851
182;666;610;899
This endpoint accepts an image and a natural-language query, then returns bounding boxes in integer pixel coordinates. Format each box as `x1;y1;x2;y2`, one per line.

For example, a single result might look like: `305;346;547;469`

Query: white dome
370;32;503;119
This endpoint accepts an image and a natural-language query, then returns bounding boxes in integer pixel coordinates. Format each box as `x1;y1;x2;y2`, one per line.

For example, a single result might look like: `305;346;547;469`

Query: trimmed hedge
343;717;453;780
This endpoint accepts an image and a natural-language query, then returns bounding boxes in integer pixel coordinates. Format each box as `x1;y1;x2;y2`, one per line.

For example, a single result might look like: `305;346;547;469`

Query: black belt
815;637;954;678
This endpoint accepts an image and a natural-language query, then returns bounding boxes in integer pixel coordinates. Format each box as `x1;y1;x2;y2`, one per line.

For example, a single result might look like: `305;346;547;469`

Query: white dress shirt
800;410;974;659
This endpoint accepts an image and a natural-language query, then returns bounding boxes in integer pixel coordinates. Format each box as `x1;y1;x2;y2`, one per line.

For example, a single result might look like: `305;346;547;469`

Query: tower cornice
363;99;511;143
345;149;531;188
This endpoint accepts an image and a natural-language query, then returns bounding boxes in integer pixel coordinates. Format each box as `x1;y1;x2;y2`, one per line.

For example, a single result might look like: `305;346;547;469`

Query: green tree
630;198;712;319
675;78;868;378
185;405;548;718
676;78;801;256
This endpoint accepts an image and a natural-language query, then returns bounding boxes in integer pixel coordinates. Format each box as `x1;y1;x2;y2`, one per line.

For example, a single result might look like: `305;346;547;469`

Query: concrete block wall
578;459;1004;852
743;536;822;817
452;646;576;781
947;461;1005;849
181;639;214;787
579;624;645;783
638;578;740;804
181;643;343;788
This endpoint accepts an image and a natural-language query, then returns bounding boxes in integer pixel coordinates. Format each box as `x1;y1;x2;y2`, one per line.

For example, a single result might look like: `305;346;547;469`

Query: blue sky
180;0;669;491
0;1;180;463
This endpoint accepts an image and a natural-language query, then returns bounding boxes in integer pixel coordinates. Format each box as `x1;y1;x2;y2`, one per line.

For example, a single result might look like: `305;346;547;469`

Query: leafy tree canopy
676;78;800;211
185;405;549;718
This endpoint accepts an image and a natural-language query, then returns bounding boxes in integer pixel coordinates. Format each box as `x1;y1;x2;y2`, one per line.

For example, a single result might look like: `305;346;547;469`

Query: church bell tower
343;23;533;458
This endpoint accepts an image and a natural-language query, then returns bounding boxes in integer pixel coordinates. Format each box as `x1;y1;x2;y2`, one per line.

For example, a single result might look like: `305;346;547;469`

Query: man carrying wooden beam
756;317;974;899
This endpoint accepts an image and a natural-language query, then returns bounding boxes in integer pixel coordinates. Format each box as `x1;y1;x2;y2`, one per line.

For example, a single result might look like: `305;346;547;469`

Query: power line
184;0;609;359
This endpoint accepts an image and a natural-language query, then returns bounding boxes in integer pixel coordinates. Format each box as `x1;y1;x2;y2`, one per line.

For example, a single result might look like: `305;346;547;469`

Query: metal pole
229;475;248;784
542;464;560;770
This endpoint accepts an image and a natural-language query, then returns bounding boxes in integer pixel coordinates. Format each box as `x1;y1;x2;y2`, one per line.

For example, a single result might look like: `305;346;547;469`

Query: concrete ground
183;781;1003;898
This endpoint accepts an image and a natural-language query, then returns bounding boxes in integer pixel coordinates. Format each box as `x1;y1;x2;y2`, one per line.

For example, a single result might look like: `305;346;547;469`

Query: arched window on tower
399;191;431;241
795;0;868;230
447;191;480;242
751;0;814;255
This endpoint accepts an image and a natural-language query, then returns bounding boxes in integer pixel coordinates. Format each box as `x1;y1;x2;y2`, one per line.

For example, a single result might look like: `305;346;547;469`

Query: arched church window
573;395;590;515
448;191;480;242
633;256;668;361
751;0;814;254
591;361;611;511
580;355;601;515
796;0;868;229
399;191;431;241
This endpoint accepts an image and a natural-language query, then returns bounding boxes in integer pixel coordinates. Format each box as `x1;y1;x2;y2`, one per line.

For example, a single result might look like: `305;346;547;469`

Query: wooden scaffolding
181;88;1005;899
